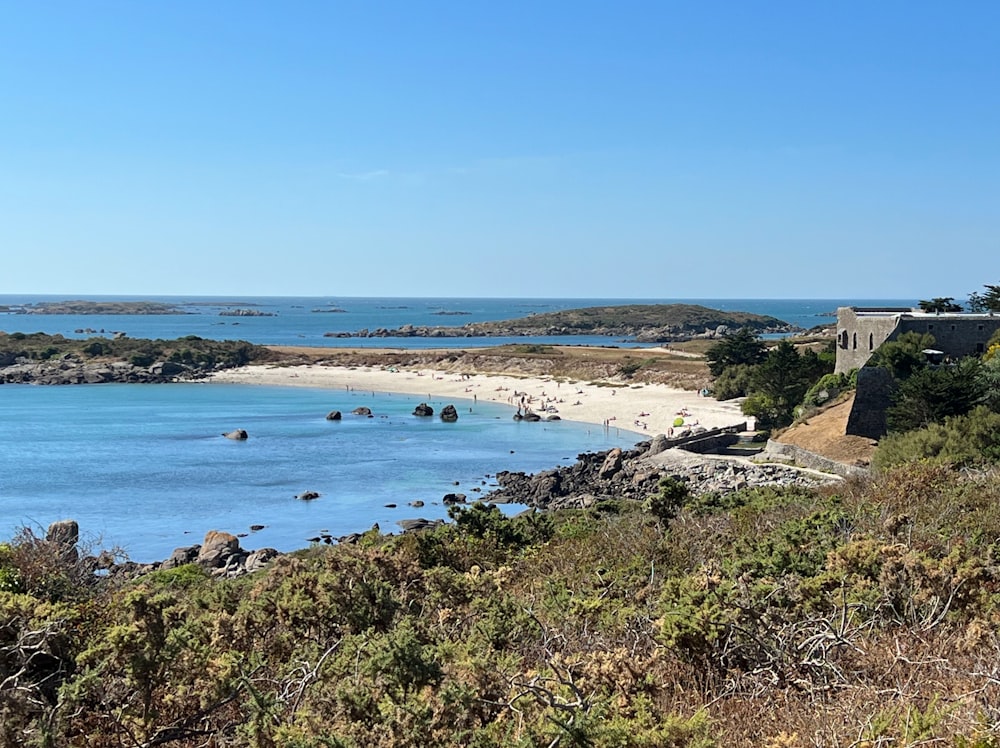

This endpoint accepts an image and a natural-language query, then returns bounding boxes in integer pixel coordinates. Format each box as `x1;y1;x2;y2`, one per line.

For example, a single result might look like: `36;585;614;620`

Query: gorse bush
5;466;1000;745
874;406;1000;469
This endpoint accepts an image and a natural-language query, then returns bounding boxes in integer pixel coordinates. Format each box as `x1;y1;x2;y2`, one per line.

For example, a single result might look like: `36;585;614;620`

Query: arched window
869;332;874;350
840;330;849;349
852;332;857;350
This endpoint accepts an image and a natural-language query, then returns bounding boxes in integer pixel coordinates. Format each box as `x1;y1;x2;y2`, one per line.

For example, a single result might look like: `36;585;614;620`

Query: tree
740;340;828;429
871;331;935;379
966;284;1000;313
885;357;984;432
918;297;963;313
705;328;766;377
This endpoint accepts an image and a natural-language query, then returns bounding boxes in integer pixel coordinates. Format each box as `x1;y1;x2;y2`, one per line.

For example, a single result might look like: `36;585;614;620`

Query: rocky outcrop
413;403;434;417
486;441;838;511
352;407;372;416
219;309;275;317
440;404;458;422
46;520;79;563
0;356;199;385
296;491;320;501
326;410;342;420
222;429;249;440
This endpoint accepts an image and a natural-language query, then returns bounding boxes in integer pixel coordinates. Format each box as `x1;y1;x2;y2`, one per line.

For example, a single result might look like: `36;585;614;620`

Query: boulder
440;404;459;422
161;545;200;570
524;412;542;422
648;434;670;455
443;492;467;504
46;519;79;562
352;407;372;416
222;429;248;440
326;410;342;420
244;547;280;573
397;518;444;533
598;448;624;478
150;361;188;377
413;403;434;417
296;491;320;501
196;530;240;568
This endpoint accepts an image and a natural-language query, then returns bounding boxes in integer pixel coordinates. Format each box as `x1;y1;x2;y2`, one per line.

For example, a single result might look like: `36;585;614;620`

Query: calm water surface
0;382;639;562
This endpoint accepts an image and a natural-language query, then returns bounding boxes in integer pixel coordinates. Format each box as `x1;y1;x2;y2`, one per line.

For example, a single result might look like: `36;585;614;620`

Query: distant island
14;300;188;315
326;303;797;341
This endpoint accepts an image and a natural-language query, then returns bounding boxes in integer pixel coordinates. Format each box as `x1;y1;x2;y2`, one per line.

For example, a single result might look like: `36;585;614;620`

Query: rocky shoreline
0;354;209;384
60;436;837;581
325;321;798;342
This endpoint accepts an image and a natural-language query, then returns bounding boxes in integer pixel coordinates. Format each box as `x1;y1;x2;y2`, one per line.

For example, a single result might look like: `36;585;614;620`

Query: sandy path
209;363;746;438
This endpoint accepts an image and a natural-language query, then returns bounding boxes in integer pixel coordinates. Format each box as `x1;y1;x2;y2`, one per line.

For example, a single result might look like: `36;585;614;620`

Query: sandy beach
210;361;747;438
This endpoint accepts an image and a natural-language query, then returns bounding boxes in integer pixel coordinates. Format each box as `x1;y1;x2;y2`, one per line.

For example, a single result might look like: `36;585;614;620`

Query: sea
0;296;911;562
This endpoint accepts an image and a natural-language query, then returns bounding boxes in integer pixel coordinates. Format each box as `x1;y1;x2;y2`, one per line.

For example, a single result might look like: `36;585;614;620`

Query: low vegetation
0;332;276;370
5;468;1000;745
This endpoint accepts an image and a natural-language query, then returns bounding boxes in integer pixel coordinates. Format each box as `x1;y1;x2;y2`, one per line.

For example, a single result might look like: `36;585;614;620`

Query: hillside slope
774;393;877;466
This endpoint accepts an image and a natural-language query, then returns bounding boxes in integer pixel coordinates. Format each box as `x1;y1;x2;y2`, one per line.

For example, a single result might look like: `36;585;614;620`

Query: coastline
209;361;747;438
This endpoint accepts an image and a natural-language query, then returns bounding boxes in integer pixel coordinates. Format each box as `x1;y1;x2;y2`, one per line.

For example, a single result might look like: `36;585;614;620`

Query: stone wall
835;307;1000;374
834;307;907;373
760;440;869;478
897;315;1000;359
846;366;896;439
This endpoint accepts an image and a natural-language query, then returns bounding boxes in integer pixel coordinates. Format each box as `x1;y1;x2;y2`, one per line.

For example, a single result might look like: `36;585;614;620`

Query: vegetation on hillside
0;332;276;370
5;469;1000;746
706;332;837;430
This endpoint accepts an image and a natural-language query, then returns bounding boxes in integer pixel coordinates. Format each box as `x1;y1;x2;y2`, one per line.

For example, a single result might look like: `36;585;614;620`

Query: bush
801;371;856;409
873;405;1000;469
712;363;754;400
885;357;983;433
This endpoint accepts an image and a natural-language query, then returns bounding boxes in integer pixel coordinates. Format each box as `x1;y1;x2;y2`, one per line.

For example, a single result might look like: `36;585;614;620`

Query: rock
598;448;624;478
409;500;425;508
524;412;541;422
443;492;467;504
222;429;248;440
161;545;200;570
648;434;670;455
326;410;342;420
46;520;79;562
244;547;279;573
352;406;372;416
149;361;188;377
296;491;320;501
196;530;240;568
440;404;459;422
250;524;266;532
413;403;434;417
545;415;561;421
397;518;444;533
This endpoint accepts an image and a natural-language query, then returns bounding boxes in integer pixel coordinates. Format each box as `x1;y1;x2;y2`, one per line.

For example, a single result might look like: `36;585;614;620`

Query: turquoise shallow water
0;296;915;562
0;382;639;562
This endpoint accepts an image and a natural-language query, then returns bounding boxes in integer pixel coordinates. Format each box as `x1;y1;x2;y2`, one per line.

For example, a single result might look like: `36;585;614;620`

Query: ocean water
0;295;915;348
0;382;639;563
0;296;913;562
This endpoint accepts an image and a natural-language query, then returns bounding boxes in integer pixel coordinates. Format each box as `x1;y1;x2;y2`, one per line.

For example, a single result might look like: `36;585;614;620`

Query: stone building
835;306;1000;374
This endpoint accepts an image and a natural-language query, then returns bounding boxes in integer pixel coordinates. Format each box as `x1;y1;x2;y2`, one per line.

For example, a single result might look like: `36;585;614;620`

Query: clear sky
1;2;997;299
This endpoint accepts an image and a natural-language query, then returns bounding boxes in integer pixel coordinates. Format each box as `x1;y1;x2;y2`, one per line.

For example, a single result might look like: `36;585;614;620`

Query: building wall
835;307;1000;374
897;316;1000;359
834;307;904;373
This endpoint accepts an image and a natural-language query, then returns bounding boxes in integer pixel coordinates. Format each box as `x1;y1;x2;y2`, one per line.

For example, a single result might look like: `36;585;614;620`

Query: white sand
209;363;746;438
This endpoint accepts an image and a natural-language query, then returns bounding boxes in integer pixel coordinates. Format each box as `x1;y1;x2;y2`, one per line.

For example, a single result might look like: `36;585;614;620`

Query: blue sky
1;2;997;299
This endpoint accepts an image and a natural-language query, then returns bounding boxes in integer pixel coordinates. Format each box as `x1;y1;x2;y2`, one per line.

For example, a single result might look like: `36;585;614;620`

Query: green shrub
874;406;1000;469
